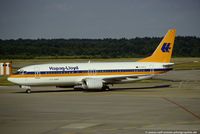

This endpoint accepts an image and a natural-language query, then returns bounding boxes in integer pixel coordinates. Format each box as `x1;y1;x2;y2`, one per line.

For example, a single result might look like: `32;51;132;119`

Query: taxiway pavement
0;70;200;134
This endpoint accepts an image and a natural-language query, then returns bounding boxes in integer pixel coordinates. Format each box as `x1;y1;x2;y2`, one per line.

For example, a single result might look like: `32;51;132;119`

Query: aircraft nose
7;77;18;84
7;77;13;82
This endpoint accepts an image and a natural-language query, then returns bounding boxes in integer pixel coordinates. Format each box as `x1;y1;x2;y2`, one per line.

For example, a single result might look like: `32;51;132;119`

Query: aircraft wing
102;74;154;84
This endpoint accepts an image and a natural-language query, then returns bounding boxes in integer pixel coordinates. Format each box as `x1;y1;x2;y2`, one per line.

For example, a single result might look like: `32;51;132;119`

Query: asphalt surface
0;70;200;134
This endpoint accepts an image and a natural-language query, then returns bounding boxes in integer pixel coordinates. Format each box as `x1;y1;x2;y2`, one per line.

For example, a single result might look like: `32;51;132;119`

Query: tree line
0;36;199;59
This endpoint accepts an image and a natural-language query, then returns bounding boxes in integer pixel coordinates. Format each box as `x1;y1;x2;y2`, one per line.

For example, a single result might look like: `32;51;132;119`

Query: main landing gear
103;86;110;91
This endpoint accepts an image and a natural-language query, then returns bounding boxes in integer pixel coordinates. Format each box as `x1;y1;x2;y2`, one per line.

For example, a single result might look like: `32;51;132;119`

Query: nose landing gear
20;85;31;94
26;89;31;94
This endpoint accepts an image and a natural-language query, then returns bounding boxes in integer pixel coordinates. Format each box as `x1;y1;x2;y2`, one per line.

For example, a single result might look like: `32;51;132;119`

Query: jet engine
83;78;103;90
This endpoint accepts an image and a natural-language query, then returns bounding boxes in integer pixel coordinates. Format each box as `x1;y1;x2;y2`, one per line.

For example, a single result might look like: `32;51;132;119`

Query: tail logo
161;43;171;52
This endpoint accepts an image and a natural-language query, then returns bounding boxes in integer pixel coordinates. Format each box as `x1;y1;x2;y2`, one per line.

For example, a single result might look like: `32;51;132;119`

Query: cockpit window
13;71;20;74
14;70;26;75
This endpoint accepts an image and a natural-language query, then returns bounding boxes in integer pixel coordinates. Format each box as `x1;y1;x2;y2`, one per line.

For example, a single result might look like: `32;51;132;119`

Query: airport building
0;62;12;76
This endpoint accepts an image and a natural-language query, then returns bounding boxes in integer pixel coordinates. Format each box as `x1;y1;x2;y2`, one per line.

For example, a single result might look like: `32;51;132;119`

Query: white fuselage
8;62;173;87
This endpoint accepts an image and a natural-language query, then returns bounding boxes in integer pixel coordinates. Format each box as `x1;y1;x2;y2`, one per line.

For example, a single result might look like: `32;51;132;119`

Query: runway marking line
162;97;200;121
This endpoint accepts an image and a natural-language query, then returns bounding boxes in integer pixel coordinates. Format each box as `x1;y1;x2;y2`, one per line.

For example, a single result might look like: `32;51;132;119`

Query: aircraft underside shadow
14;84;171;94
14;89;83;94
109;84;171;92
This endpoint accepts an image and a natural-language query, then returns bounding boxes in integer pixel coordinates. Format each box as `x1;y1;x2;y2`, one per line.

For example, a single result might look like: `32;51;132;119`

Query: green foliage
0;76;14;86
0;37;199;59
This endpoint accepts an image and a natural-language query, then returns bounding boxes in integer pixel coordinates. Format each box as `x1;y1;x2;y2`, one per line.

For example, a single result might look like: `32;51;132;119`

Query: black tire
26;89;31;94
103;86;110;91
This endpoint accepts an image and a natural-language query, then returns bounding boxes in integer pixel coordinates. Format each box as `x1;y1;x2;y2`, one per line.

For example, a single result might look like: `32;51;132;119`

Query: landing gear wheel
103;86;110;91
26;89;31;94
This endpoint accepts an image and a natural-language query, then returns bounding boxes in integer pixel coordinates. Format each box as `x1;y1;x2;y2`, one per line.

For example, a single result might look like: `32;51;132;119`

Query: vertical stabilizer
138;29;176;63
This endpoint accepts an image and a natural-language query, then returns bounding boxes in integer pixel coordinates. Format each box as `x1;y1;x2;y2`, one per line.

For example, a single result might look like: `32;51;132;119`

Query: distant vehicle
8;29;176;93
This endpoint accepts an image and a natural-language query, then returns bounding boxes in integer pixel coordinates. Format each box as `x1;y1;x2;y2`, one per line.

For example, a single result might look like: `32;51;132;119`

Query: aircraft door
88;69;96;76
149;65;154;74
34;67;41;79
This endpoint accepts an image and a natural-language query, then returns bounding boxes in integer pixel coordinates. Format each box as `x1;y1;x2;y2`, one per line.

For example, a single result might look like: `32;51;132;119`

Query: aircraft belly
18;76;79;86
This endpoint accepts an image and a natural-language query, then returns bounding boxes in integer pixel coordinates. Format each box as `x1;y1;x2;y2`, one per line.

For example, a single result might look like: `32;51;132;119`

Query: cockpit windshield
13;70;26;75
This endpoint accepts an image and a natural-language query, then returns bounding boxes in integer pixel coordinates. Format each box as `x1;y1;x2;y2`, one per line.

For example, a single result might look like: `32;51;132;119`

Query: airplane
7;29;176;93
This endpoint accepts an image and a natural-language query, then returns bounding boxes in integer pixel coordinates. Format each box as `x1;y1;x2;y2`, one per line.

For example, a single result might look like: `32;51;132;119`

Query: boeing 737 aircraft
8;29;176;93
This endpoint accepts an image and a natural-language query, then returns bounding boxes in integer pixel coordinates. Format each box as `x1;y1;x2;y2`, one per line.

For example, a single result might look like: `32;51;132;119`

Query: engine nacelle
83;78;103;89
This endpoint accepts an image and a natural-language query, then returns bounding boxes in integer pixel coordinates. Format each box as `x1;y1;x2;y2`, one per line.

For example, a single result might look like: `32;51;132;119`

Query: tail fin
138;29;176;63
